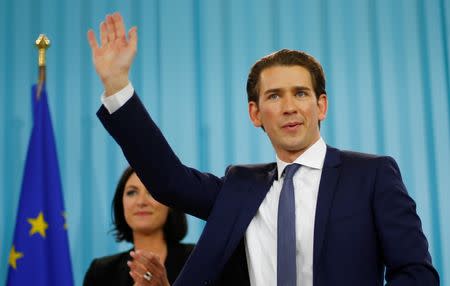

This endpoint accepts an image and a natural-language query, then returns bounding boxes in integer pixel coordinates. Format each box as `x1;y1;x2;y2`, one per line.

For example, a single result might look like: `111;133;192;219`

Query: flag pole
35;34;50;100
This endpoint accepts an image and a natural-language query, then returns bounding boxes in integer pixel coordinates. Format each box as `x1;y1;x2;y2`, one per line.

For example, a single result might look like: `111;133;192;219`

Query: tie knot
283;163;301;180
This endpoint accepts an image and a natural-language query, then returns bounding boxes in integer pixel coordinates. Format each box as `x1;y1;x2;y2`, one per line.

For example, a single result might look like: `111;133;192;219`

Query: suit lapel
219;164;277;283
175;164;277;285
313;146;341;274
223;164;278;252
236;165;278;232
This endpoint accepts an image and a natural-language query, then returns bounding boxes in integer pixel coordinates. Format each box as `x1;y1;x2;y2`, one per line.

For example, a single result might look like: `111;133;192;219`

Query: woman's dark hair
111;166;188;243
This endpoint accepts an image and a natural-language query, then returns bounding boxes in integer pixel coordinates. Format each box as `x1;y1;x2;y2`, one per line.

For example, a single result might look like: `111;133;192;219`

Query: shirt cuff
101;82;134;114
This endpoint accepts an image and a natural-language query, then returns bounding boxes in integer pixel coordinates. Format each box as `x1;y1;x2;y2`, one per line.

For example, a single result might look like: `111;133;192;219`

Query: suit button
203;280;211;285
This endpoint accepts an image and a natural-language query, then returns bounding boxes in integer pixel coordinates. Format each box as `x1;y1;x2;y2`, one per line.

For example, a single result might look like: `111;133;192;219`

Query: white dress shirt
102;84;327;286
245;138;326;286
101;82;134;114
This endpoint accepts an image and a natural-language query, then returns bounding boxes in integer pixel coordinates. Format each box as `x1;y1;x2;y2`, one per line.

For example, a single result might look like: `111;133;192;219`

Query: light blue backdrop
1;0;449;285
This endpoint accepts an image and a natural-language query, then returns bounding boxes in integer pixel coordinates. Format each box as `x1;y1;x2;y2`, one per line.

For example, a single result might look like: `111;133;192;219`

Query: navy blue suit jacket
98;94;439;286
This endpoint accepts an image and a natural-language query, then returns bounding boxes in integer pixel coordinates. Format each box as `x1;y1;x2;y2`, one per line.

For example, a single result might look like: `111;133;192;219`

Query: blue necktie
277;163;301;286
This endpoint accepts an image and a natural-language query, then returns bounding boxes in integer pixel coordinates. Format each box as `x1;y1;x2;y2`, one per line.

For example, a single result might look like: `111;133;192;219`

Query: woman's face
122;172;169;237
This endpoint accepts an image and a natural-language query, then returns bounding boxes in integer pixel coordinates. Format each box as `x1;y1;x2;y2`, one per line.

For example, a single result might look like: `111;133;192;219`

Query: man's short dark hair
246;49;327;104
111;166;188;243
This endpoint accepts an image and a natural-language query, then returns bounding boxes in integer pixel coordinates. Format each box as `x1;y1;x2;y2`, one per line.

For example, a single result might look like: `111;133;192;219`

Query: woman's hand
128;250;170;286
87;12;137;96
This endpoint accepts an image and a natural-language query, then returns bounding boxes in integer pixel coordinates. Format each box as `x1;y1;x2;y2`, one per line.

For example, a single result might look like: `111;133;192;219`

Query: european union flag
6;85;74;285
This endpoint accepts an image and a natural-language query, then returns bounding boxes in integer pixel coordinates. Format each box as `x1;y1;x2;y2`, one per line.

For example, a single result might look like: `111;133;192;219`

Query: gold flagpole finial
35;34;50;100
35;34;51;67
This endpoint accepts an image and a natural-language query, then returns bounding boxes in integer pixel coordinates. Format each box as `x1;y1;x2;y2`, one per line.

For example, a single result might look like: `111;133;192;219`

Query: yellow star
28;211;48;238
62;211;68;230
9;245;24;270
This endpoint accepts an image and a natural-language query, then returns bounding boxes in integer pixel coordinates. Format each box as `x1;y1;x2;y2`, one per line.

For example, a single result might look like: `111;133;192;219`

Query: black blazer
83;242;194;285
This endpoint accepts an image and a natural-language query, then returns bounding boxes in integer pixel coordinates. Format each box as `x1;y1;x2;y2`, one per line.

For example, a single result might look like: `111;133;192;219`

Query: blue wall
1;0;449;285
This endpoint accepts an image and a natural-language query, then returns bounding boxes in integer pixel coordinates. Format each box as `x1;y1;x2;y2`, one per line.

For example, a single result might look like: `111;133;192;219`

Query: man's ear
317;93;328;121
249;101;262;127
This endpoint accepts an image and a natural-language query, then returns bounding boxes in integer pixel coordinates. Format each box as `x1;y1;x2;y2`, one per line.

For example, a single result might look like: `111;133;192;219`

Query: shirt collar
276;137;327;180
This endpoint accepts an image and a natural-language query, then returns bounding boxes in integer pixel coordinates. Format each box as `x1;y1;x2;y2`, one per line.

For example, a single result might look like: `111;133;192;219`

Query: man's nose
282;94;297;114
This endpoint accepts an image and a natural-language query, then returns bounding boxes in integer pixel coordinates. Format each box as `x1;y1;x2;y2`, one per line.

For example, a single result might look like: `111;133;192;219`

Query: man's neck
276;137;322;163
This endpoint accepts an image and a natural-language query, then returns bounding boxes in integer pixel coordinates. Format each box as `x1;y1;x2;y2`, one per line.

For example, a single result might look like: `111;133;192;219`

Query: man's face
249;65;327;162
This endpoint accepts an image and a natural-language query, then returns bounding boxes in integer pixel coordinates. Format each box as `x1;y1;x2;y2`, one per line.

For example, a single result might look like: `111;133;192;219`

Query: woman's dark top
83;242;194;285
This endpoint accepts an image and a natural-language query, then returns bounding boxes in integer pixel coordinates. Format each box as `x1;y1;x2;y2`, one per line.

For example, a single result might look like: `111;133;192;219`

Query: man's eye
296;91;306;97
268;94;279;100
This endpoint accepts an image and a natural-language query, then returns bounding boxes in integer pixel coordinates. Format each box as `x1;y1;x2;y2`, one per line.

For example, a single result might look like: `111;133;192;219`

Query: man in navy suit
88;13;439;286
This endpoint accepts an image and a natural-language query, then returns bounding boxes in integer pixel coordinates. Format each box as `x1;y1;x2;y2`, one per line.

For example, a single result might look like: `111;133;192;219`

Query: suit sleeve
373;156;439;285
97;93;222;220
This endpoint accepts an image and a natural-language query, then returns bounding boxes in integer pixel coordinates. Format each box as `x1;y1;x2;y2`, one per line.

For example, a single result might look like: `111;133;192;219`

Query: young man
88;13;439;286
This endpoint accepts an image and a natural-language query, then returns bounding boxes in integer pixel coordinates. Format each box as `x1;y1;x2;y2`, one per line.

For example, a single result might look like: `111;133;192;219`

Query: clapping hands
128;250;170;286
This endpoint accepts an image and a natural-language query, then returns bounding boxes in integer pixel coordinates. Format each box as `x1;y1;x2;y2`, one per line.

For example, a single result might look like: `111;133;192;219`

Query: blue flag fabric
6;85;74;286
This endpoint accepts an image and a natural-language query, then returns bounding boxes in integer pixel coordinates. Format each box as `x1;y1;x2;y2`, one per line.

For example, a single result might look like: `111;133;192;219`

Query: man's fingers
100;21;108;46
112;12;126;42
87;29;99;50
106;14;116;42
128;26;138;51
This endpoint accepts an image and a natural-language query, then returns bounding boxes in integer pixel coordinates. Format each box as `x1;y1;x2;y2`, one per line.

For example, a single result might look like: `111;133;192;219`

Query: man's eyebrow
263;88;282;95
263;86;312;94
293;86;312;91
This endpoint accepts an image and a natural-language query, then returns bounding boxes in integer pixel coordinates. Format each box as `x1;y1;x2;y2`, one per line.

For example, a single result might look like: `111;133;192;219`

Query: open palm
87;13;137;95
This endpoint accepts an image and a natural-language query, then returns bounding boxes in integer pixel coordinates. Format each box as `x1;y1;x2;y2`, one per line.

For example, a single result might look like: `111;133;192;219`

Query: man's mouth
282;122;302;130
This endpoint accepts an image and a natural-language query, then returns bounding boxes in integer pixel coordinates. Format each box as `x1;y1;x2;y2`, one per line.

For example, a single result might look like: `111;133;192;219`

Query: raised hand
87;12;137;96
